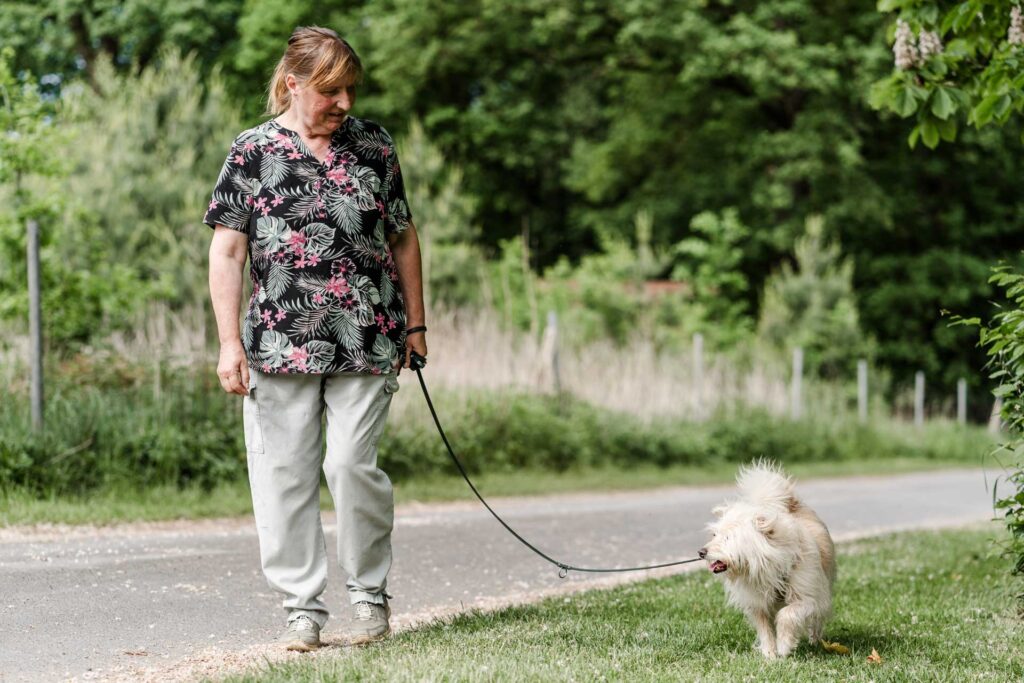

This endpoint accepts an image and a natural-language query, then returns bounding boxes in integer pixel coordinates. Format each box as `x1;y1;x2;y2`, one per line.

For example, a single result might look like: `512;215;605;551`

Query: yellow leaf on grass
867;648;883;664
820;640;851;655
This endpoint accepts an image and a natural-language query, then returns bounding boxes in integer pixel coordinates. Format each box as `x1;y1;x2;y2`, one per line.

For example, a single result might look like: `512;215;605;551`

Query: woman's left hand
397;332;428;375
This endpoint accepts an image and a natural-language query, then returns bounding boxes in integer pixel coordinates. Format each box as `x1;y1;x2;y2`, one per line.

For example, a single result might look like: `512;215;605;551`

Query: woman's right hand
217;341;250;395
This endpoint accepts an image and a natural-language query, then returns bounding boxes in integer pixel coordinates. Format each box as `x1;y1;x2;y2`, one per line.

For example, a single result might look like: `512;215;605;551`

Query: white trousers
243;370;398;628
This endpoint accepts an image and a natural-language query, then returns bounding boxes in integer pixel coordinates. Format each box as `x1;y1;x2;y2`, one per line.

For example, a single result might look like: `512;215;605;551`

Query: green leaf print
256;215;293;253
259;331;294;368
302;222;335;254
371;334;397;372
303;340;336;373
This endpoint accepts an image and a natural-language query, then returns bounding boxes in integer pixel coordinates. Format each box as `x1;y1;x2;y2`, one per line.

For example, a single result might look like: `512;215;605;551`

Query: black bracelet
405;325;427;335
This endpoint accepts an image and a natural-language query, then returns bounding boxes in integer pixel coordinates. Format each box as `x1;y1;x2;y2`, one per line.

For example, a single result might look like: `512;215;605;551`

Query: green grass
217;526;1023;682
0;456;982;527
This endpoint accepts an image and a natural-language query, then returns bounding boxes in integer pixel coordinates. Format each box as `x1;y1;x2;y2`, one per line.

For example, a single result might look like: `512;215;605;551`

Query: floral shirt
203;116;412;375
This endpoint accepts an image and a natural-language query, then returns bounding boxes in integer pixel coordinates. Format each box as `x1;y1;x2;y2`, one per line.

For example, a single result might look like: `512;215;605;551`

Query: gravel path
0;468;999;682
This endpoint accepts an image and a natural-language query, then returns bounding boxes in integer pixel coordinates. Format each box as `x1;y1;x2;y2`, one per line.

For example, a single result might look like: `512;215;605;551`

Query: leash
405;350;702;578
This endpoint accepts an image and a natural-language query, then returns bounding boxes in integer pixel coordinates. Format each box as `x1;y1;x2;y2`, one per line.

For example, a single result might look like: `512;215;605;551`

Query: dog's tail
736;459;799;511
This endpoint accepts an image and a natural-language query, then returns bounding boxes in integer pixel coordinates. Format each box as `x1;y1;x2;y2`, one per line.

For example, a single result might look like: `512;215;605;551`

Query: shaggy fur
700;460;836;658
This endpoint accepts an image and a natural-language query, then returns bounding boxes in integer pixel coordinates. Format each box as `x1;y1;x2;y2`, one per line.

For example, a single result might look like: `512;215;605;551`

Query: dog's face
699;501;787;578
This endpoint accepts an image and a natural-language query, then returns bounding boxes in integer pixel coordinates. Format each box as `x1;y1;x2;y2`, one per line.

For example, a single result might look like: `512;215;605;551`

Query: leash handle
410;365;702;577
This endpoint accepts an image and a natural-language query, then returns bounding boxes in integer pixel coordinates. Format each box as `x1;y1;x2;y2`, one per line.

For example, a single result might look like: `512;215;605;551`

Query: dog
699;460;836;658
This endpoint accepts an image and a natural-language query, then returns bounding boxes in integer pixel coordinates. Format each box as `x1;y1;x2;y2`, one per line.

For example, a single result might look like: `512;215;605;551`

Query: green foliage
0;359;990;500
758;216;874;378
871;1;1024;147
0;50;242;347
398;119;485;309
957;264;1024;600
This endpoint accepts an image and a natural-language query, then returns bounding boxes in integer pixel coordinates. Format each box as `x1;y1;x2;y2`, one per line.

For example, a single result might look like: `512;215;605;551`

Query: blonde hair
266;26;364;115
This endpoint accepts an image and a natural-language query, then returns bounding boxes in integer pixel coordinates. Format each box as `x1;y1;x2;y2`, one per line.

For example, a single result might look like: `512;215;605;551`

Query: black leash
406;350;702;578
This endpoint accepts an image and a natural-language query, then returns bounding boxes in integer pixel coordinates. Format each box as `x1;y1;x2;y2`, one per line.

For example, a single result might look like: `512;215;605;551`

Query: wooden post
790;347;803;419
27;218;43;431
956;378;967;425
857;359;868;423
914;371;925;427
692;332;704;403
545;310;561;394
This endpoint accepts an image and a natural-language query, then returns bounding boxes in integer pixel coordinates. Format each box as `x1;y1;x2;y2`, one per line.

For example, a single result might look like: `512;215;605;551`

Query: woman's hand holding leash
397;325;428;375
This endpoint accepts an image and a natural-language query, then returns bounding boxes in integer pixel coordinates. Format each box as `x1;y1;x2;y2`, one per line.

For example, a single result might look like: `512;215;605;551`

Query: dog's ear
711;504;727;518
754;514;775;536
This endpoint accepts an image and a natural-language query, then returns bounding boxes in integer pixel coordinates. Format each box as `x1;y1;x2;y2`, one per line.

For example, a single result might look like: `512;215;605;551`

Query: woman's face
286;74;357;136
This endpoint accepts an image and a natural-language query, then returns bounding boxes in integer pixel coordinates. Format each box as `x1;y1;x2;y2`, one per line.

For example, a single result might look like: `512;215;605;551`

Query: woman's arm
388;221;428;370
209;226;251;395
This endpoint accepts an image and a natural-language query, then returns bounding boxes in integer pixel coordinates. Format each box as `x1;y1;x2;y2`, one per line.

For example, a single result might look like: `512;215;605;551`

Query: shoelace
290;615;316;631
354;602;378;620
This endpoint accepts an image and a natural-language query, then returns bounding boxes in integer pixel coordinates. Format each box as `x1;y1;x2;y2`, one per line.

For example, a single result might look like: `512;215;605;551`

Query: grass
218;526;1023;682
0;456;983;527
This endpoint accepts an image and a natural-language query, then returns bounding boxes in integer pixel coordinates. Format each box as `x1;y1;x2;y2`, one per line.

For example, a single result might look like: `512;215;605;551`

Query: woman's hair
266;26;364;115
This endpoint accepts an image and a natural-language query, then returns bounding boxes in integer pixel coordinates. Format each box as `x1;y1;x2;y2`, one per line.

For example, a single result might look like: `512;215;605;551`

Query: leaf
303;340;336;373
302;222;335;254
892;86;918;118
820;639;850;655
930;88;955;120
258;330;293;367
266;259;293;299
867;648;883;664
920;119;940;149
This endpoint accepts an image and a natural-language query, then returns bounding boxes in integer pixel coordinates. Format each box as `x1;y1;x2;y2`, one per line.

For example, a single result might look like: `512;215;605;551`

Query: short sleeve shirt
203;116;412;375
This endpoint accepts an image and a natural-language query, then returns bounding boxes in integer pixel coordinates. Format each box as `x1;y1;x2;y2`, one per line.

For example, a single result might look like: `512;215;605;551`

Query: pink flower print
246;196;254;205
312;292;325;305
261;309;273;325
287;232;307;250
254;197;267;211
381;145;391;157
271;195;285;207
243;142;256;152
324;150;336;165
375;312;386;327
261;206;272;217
233;154;245;165
325;276;350;298
264;144;276;154
387;319;397;331
295;254;309;269
307;253;321;267
341;180;357;196
275;133;292;145
339;151;357;166
326;167;348;184
287;151;303;160
272;249;286;263
208;199;218;211
261;363;271;373
288;345;309;372
371;366;382;375
275;308;287;322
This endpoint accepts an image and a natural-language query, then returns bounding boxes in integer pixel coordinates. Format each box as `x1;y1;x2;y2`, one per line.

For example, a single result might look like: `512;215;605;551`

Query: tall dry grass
1;304;855;424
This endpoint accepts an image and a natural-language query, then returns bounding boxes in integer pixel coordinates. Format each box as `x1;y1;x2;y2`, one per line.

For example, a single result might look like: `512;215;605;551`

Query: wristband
405;325;427;335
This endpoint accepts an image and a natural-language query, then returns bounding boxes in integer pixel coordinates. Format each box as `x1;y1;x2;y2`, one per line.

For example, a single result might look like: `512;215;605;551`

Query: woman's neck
275;111;332;142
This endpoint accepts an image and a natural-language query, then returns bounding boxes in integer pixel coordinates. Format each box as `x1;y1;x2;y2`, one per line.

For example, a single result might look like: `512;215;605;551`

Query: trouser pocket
243;371;264;454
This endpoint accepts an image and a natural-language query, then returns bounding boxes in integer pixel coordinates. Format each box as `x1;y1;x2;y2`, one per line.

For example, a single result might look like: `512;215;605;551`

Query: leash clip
558;565;569;579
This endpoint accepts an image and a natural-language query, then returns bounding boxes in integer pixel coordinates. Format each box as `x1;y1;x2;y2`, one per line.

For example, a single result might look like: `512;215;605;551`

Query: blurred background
0;0;1021;514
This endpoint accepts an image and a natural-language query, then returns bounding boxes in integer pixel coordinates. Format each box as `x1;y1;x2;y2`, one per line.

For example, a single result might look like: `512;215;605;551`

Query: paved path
0;468;999;681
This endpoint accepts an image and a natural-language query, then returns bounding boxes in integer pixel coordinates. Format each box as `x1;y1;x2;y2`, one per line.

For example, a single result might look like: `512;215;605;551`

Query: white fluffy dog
700;461;836;658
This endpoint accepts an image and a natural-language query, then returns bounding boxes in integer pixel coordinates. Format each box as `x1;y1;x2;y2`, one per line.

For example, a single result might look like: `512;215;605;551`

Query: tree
870;1;1024;148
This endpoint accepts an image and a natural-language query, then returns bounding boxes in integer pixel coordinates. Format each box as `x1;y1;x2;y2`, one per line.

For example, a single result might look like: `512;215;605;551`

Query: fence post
790;347;803;419
693;332;704;404
956;378;967;425
541;310;561;394
27;218;44;431
914;371;925;427
857;359;868;423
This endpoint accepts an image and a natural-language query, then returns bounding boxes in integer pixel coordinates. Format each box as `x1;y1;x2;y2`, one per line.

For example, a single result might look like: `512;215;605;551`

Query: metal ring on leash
407;350;702;578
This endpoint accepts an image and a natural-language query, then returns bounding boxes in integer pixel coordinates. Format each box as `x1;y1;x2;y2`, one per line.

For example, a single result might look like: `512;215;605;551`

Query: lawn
217;526;1022;682
0;457;982;527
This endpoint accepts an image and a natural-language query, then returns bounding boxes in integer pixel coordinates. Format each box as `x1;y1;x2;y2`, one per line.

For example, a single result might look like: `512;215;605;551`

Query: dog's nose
698;548;707;559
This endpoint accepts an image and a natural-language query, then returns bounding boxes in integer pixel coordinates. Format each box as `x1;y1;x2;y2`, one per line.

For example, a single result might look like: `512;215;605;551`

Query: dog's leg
775;602;811;657
748;610;777;659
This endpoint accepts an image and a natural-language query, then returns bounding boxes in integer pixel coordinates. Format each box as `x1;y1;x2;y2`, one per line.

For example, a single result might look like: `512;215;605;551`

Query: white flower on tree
894;20;919;70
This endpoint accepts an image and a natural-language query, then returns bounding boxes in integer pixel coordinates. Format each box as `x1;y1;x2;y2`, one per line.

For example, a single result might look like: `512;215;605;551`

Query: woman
204;26;427;651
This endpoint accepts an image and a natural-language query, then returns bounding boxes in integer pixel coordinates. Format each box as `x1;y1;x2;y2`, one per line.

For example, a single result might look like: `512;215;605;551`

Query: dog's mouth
709;560;728;574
